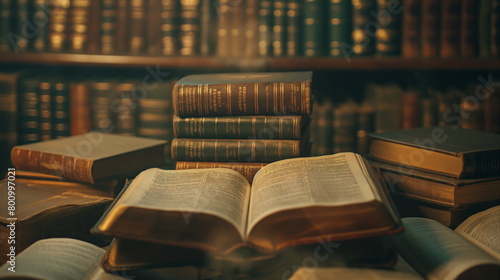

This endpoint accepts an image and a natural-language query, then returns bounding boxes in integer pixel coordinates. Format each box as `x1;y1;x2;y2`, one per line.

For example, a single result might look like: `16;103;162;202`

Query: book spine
171;138;302;162
147;0;161;55
492;0;500;56
101;0;116;54
173;81;311;117
303;0;325;56
0;0;12;52
179;0;200;56
329;0;350;57
399;90;420;129
86;0;100;53
11;147;94;183
48;0;70;52
313;100;334;155
52;81;70;138
14;0;31;52
272;0;286;56
460;0;478;57
215;0;231;57
437;89;462;126
33;0;48;52
230;0;246;58
402;0;420;57
245;0;259;57
352;0;376;56
115;82;137;136
138;83;174;140
115;0;128;53
460;97;484;131
176;161;267;183
173;115;303;139
18;78;40;144
129;0;146;54
440;0;461;57
69;0;90;53
286;0;301;56
257;0;272;56
376;0;401;55
70;82;91;136
479;0;491;57
199;0;213;56
468;150;500;178
161;0;178;55
332;105;357;153
38;80;53;141
421;0;441;57
420;96;438;127
91;81;114;131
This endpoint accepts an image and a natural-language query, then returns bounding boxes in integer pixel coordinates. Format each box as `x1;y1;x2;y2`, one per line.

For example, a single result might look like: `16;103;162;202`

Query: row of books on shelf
310;81;500;157
1;0;499;58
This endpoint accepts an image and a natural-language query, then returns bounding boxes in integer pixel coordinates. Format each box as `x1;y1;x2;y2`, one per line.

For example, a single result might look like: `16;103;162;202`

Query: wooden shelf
1;52;500;71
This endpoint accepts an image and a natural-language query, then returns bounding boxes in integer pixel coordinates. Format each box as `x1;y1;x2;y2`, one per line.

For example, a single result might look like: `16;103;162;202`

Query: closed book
376;0;401;55
115;81;137;136
52;81;70;138
173;72;312;117
160;0;178;55
90;81;114;132
171;137;308;162
18;77;40;144
38;80;53;141
200;0;214;56
115;0;128;54
437;88;463;127
138;81;174;141
257;0;273;56
230;0;246;58
11;132;167;183
368;83;401;133
272;0;286;57
420;96;438;127
399;90;420;129
368;126;500;178
460;96;484;131
303;0;326;56
101;0;117;54
332;101;358;153
0;73;20;173
129;0;146;54
479;0;491;57
215;0;231;57
352;0;376;55
421;0;441;57
33;0;48;52
329;0;350;57
48;0;70;52
313;99;334;155
13;0;31;52
68;0;90;53
69;81;91;136
402;0;420;57
245;0;259;57
440;0;461;57
179;0;200;56
173;115;309;139
86;0;100;53
146;0;161;55
176;161;267;183
460;0;478;57
492;0;500;56
0;0;12;52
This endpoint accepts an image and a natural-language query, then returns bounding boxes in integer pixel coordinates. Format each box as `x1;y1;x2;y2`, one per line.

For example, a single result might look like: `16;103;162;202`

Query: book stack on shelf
171;71;313;182
368;126;500;228
1;133;167;262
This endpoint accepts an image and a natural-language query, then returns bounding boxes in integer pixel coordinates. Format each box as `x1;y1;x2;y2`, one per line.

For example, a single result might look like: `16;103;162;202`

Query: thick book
368;126;500;178
69;81;91;135
173;115;309;139
420;0;441;57
272;0;286;57
176;161;267;183
160;0;178;55
171;137;308;162
100;0;116;54
129;0;146;54
402;0;420;57
372;160;500;207
68;0;90;53
257;0;272;56
303;0;325;57
11;133;167;183
0;179;113;263
388;216;500;279
93;153;402;258
440;0;461;57
375;0;402;55
172;72;312;117
329;0;350;57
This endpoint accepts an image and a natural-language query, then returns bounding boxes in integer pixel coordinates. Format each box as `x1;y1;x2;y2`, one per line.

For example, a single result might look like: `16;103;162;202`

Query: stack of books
0;133;167;262
368;126;500;228
171;72;313;183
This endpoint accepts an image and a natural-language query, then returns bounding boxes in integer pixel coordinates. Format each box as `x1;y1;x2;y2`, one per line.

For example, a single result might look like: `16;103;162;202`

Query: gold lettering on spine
227;84;231;115
254;83;259;114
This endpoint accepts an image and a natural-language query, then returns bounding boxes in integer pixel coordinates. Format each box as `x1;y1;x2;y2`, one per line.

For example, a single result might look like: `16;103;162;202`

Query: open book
388;206;500;280
93;153;401;256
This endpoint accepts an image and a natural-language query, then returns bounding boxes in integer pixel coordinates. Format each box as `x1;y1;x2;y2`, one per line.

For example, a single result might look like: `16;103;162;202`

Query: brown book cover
176;161;267;183
399;90;420;129
70;81;91;136
402;0;421;57
460;0;478;57
86;0;101;53
11;133;167;183
179;0;200;56
48;0;70;52
173;72;312;117
115;0;129;54
421;0;441;57
369;126;500;178
440;0;461;57
215;0;231;57
68;0;90;53
129;0;146;54
160;0;178;55
147;0;162;55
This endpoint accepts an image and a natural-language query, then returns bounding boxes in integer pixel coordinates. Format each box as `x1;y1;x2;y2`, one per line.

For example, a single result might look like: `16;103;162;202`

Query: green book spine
52;81;70;138
286;0;301;56
0;0;12;52
129;0;146;54
440;0;461;57
171;138;303;162
258;0;272;56
304;0;326;57
460;0;478;57
161;0;178;56
245;0;259;57
33;0;48;52
479;0;491;57
421;0;441;57
352;0;376;56
492;0;500;56
179;0;200;56
101;0;116;54
173;115;305;139
14;0;31;52
18;77;40;144
376;0;401;55
138;81;174;141
91;81;114;131
48;0;70;52
38;80;53;141
329;0;350;57
402;0;420;57
272;0;286;56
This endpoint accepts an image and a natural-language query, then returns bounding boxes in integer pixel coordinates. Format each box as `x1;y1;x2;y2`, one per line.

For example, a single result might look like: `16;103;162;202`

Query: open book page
290;267;424;280
247;153;377;233
0;238;125;280
107;168;251;238
455;205;500;260
388;217;500;280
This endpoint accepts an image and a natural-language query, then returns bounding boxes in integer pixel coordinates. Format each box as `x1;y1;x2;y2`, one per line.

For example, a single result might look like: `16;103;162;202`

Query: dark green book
332;101;358;153
376;0;401;55
303;0;325;56
138;81;174;141
14;0;31;52
0;0;12;52
286;0;301;56
51;80;70;138
173;115;309;140
272;0;286;56
329;0;350;57
356;104;375;155
160;0;178;55
18;77;40;144
38;79;53;141
258;0;272;56
101;0;117;54
478;0;491;57
351;0;376;55
313;99;334;156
